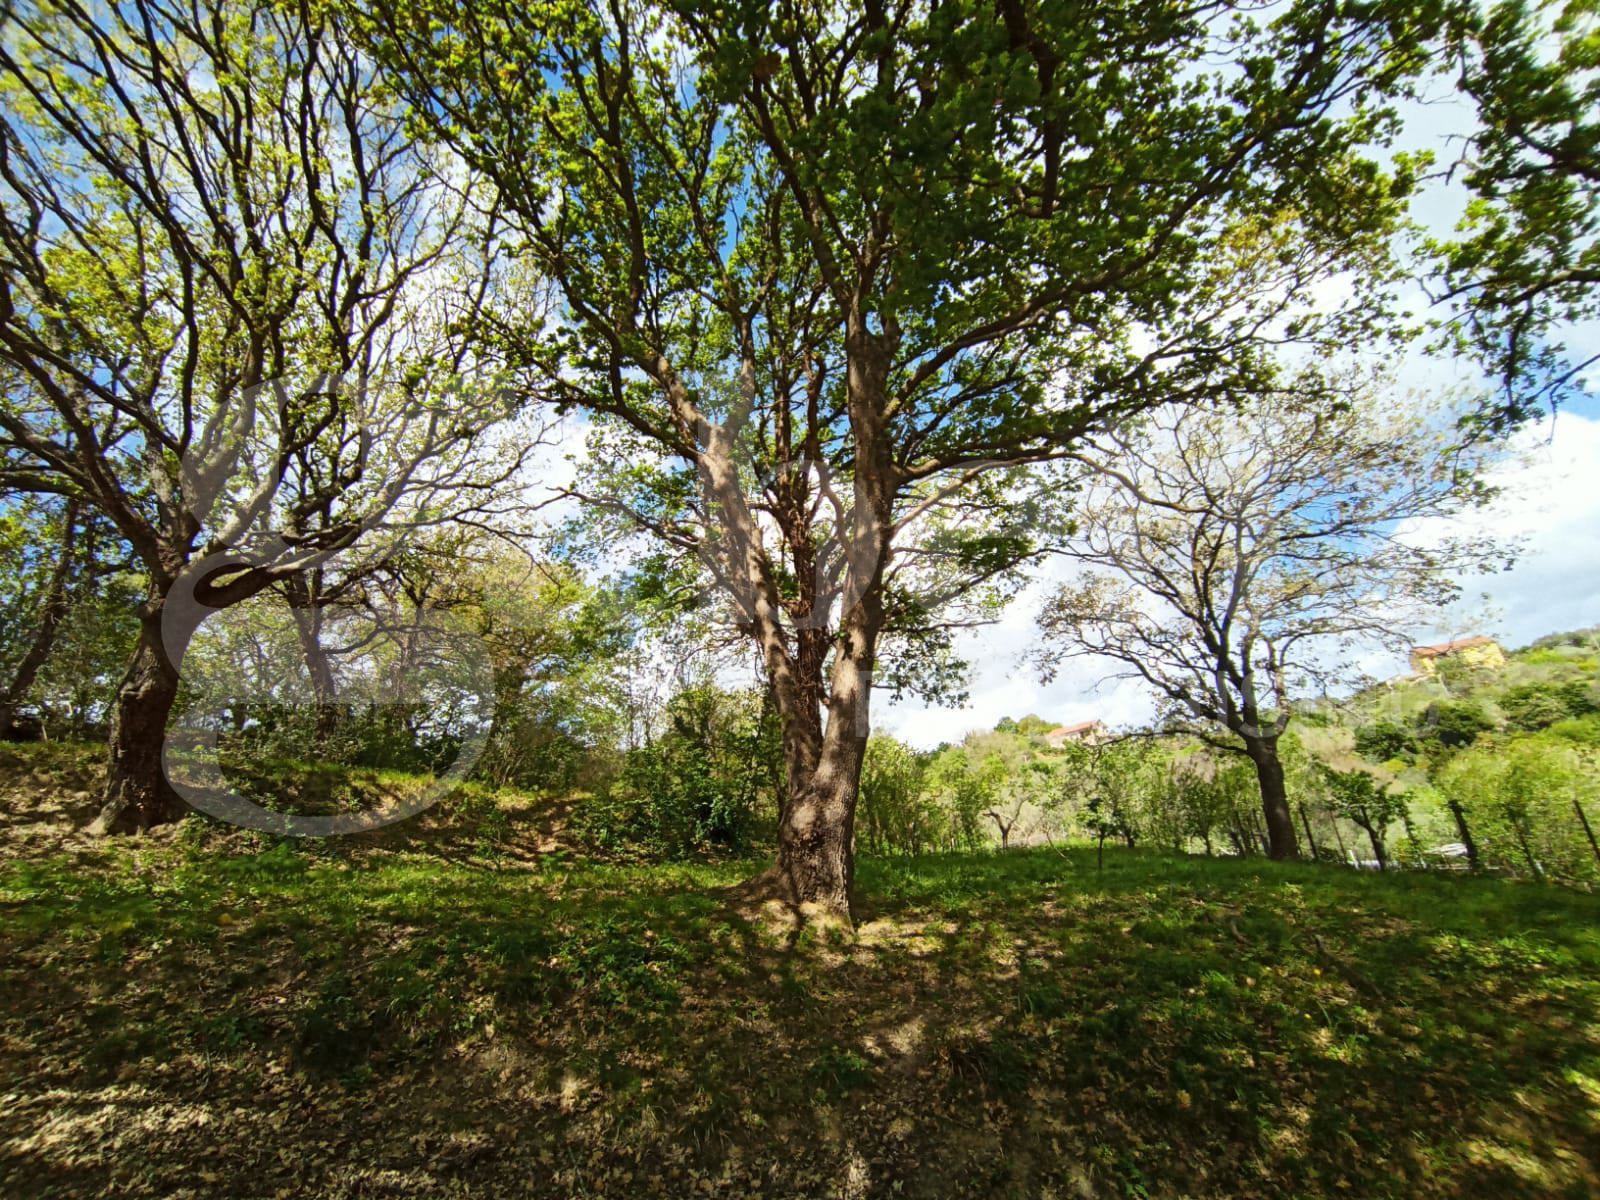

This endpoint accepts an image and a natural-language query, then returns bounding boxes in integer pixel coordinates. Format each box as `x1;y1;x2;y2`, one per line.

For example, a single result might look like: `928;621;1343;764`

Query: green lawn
2;754;1599;1197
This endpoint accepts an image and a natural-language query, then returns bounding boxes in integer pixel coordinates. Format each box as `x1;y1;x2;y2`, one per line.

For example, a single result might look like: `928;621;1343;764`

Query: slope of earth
2;743;1598;1199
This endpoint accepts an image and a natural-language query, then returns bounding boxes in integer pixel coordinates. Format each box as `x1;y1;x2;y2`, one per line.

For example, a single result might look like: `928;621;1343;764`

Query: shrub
1500;681;1600;732
1415;700;1496;753
573;685;779;859
1354;719;1416;763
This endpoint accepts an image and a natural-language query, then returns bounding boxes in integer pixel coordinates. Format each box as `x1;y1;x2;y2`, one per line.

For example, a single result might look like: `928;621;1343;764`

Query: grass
2;747;1599;1197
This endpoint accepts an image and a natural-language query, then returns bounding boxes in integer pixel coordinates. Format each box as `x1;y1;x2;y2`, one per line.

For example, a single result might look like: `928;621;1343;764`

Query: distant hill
1331;625;1600;739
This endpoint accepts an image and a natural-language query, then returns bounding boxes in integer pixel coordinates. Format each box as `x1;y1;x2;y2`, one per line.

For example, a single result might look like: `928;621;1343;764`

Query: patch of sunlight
859;1014;927;1064
1462;1136;1569;1188
887;1014;925;1056
841;1146;871;1200
1269;1123;1306;1153
10;1089;216;1158
1321;1034;1368;1065
558;1072;588;1112
1561;1066;1600;1110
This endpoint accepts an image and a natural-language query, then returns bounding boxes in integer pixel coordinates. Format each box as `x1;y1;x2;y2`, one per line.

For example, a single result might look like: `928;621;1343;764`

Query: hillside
1337;626;1600;736
3;744;1599;1199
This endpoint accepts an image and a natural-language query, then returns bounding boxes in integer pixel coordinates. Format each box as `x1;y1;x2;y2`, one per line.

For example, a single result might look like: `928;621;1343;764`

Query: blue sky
877;86;1600;749
876;403;1600;748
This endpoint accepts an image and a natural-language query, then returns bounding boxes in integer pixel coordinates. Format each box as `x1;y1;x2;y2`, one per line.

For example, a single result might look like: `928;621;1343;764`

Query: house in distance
1044;720;1110;748
1408;636;1506;677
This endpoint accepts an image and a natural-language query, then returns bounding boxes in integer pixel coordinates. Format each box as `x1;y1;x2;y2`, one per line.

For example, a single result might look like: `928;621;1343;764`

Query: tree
0;492;77;737
1320;764;1408;870
1036;376;1507;859
857;734;932;856
1354;719;1419;765
1431;0;1600;428
1416;699;1498;755
0;1;532;830
360;0;1435;916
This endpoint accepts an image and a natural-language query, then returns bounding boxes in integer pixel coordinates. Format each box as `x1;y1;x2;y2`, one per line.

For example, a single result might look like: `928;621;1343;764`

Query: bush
1415;700;1496;753
572;685;779;859
1500;682;1600;732
1548;714;1600;747
1354;720;1416;764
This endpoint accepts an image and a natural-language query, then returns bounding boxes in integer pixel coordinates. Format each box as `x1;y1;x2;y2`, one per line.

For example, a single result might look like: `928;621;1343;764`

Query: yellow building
1408;636;1506;677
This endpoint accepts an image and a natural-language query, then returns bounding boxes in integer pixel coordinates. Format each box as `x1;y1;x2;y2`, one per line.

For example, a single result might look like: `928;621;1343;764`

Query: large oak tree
361;0;1439;915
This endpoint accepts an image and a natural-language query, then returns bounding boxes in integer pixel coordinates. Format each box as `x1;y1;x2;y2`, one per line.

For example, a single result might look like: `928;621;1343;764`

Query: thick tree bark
0;499;79;738
765;609;878;918
90;592;196;834
772;752;862;916
1244;736;1299;860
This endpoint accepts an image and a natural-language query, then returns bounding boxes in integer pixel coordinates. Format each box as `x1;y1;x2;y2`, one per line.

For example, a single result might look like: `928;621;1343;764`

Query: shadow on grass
2;788;1598;1200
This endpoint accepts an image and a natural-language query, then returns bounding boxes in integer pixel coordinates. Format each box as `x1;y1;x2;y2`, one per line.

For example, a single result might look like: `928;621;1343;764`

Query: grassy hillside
1336;626;1600;736
3;745;1599;1199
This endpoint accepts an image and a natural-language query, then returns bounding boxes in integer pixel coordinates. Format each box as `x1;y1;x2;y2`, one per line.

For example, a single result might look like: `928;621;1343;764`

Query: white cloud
1431;409;1600;649
878;408;1600;749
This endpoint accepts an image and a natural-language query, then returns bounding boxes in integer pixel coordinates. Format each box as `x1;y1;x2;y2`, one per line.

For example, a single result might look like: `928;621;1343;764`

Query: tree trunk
988;810;1013;850
758;599;880;920
90;593;195;835
1356;817;1387;871
1445;797;1480;870
1573;796;1600;870
1510;814;1543;879
772;751;862;918
286;574;342;742
0;499;79;738
1244;737;1299;860
1330;818;1352;865
1298;803;1320;861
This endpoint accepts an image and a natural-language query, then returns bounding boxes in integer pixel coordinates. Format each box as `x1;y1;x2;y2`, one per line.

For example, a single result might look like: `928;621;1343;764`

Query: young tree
361;0;1433;915
0;1;531;830
1320;764;1408;870
1036;376;1508;859
856;734;931;856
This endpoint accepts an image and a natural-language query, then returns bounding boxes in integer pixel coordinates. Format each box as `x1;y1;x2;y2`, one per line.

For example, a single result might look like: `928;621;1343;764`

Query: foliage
1436;736;1600;884
1500;680;1600;731
1414;699;1498;755
1431;0;1600;426
856;736;934;856
574;685;781;859
1354;719;1418;765
1319;766;1409;869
